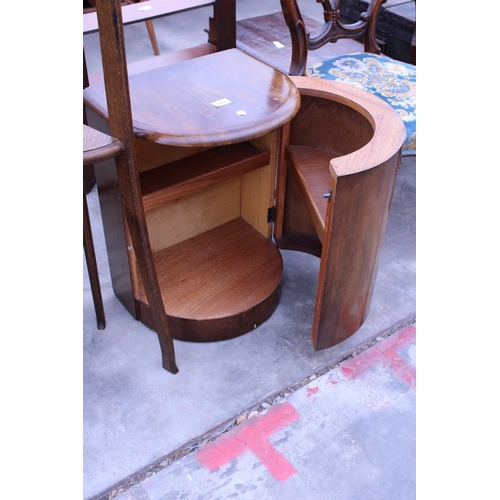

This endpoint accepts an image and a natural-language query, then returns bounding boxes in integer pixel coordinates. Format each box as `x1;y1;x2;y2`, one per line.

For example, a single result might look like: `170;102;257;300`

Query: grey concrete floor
111;323;416;500
83;3;416;499
83;160;415;499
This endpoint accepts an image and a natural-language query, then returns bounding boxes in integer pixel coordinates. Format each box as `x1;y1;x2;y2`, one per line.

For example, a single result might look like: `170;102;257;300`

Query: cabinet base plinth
137;283;281;342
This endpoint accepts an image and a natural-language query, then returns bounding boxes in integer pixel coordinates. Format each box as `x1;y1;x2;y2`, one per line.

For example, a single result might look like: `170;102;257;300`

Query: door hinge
267;206;276;223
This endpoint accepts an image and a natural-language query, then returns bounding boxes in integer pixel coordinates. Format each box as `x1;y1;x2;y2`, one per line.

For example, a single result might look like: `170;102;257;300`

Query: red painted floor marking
384;346;416;389
306;386;319;398
196;402;299;482
340;325;416;389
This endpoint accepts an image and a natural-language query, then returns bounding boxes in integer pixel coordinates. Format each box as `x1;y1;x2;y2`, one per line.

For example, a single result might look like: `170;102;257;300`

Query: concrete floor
111;324;416;500
83;2;416;499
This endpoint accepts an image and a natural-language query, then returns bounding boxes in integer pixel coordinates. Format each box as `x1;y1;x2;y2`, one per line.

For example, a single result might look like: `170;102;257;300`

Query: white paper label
211;98;231;107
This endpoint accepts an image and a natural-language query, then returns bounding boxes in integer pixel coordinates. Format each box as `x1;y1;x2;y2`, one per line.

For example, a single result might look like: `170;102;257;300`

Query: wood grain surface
84;49;300;147
136;218;283;341
276;77;405;350
83;124;124;166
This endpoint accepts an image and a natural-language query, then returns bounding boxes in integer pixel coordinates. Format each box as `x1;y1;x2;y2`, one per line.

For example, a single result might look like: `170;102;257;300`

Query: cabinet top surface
83;49;301;147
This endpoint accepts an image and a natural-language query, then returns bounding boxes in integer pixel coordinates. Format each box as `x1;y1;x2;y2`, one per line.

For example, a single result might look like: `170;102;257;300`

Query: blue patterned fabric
306;53;416;156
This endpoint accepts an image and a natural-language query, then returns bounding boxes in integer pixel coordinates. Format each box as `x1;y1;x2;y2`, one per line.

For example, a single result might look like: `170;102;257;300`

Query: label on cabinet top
211;98;232;108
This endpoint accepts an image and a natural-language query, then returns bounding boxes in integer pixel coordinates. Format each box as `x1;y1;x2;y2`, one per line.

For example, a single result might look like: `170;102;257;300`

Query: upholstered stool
306;53;416;156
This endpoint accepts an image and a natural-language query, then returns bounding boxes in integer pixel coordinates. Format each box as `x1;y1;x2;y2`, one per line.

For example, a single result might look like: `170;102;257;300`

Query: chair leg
83;189;106;330
145;20;159;55
136;0;159;55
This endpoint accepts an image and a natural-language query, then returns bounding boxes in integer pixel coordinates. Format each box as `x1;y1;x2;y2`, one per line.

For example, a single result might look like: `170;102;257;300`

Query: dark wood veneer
276;77;405;350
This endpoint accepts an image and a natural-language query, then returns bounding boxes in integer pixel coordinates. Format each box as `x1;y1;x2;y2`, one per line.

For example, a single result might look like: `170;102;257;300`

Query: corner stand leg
95;0;178;373
122;203;179;374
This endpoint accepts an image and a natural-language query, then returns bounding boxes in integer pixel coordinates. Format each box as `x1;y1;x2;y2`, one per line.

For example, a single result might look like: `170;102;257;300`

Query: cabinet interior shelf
136;217;283;342
285;145;340;243
140;142;271;211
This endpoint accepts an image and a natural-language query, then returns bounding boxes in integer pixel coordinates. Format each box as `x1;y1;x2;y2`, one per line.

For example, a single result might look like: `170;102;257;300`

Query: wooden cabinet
131;135;284;342
84;52;405;352
84;49;300;342
275;77;406;350
86;131;286;342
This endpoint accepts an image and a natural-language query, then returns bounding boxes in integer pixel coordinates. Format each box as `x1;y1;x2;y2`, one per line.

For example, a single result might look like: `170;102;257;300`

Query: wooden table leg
83;189;106;330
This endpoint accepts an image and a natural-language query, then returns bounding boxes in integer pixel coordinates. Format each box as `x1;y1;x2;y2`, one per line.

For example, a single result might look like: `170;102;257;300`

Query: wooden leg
210;0;236;50
137;0;159;55
145;20;159;56
83;57;96;193
83;189;106;330
83;163;96;194
94;0;178;373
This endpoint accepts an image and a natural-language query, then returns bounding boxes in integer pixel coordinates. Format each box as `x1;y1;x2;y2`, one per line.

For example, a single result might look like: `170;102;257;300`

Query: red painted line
197;402;299;482
306;386;319;398
340;325;416;388
398;324;416;344
249;437;298;482
384;347;416;389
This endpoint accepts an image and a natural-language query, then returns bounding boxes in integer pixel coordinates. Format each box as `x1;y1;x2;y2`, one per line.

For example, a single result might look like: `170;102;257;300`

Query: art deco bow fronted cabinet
83;49;405;360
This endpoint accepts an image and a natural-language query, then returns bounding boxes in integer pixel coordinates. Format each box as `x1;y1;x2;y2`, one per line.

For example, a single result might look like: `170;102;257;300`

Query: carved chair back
279;0;386;76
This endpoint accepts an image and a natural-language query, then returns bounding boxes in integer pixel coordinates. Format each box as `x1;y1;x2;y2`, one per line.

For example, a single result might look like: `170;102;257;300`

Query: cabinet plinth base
136;218;283;342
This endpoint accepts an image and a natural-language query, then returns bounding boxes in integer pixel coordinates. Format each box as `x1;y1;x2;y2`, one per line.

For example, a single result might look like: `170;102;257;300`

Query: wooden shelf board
285;145;341;243
140;142;271;211
137;217;283;322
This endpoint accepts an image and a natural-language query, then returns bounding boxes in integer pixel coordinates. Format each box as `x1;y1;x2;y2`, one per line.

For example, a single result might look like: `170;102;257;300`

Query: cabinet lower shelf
136;217;283;342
